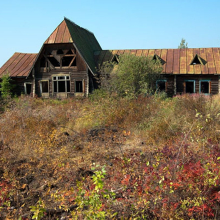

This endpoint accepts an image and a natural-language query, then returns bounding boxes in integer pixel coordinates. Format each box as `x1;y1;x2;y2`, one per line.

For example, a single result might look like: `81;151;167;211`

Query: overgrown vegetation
1;94;220;219
0;73;15;99
99;53;163;98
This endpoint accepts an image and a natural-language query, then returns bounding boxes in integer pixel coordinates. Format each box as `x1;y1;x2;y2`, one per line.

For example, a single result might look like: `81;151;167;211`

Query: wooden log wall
174;75;219;95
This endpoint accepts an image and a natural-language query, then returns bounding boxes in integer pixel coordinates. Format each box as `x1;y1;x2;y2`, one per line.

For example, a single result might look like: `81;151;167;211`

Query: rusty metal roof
44;18;102;74
0;53;37;77
95;48;220;74
44;20;73;44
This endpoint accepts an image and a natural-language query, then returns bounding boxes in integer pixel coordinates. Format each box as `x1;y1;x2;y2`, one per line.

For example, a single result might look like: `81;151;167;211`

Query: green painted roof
64;18;102;74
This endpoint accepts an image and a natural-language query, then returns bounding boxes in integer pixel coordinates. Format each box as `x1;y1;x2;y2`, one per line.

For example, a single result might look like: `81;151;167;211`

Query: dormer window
190;54;207;65
152;54;166;65
111;54;119;64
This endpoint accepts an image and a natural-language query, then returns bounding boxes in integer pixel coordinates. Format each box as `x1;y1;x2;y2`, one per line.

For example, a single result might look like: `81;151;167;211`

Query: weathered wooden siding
174;75;219;95
34;43;88;98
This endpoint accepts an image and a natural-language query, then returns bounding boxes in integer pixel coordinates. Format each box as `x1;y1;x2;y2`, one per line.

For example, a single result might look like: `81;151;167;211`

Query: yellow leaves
21;184;27;189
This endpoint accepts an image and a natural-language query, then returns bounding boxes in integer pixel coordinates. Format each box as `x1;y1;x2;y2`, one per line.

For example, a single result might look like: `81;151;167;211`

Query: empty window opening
57;49;63;55
26;84;32;95
153;54;166;65
58;81;65;92
200;81;210;94
41;81;49;93
185;81;195;93
48;57;60;67
71;58;76;66
24;83;32;95
111;54;119;64
66;49;74;55
62;56;75;67
75;81;83;92
156;80;166;91
53;76;70;93
67;81;70;92
177;82;184;93
190;54;207;65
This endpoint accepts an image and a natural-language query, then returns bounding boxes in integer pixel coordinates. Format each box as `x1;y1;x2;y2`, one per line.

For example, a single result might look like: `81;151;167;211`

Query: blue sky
0;0;220;67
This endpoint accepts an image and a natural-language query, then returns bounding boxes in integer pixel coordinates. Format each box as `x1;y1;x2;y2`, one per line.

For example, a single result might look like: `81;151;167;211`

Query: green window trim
184;80;195;93
199;80;211;95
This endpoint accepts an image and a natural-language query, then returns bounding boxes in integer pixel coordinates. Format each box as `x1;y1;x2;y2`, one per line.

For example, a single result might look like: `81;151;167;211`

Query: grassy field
1;94;220;219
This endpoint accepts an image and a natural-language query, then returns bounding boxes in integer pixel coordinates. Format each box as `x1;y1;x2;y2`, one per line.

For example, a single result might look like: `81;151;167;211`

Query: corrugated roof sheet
0;53;37;77
95;48;220;74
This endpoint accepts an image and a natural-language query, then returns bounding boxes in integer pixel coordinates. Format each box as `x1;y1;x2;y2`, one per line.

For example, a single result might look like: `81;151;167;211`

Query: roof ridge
64;17;95;36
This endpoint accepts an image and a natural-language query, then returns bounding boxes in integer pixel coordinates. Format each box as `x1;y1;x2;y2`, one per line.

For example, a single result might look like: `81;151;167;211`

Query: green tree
0;73;15;98
99;53;163;98
178;38;188;49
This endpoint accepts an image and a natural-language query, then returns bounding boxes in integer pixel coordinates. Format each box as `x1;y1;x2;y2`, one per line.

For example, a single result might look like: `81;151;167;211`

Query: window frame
40;80;49;94
156;80;167;92
75;80;84;93
52;75;70;93
184;80;195;94
199;80;211;95
24;82;32;95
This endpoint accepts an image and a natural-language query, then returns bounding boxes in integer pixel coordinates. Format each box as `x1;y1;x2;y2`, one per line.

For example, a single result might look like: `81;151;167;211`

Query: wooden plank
193;48;201;74
48;27;59;44
63;21;73;43
165;49;173;74
199;48;208;74
213;48;220;74
186;48;194;74
55;20;66;43
173;49;180;74
179;49;187;74
160;49;167;73
206;48;216;74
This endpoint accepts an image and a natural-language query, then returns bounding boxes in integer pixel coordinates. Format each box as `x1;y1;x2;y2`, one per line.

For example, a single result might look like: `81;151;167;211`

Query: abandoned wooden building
0;17;220;97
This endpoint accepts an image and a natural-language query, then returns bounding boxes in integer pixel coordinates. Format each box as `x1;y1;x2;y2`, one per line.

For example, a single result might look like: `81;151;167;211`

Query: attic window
190;54;207;65
48;57;60;67
62;56;76;67
111;54;119;64
66;49;74;55
57;49;64;55
152;54;166;65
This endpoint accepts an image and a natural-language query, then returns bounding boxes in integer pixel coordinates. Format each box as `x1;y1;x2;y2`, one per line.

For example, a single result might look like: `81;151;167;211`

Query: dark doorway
185;81;195;93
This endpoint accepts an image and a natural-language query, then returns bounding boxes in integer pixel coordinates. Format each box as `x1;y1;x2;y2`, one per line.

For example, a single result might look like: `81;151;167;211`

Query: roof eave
72;42;96;76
